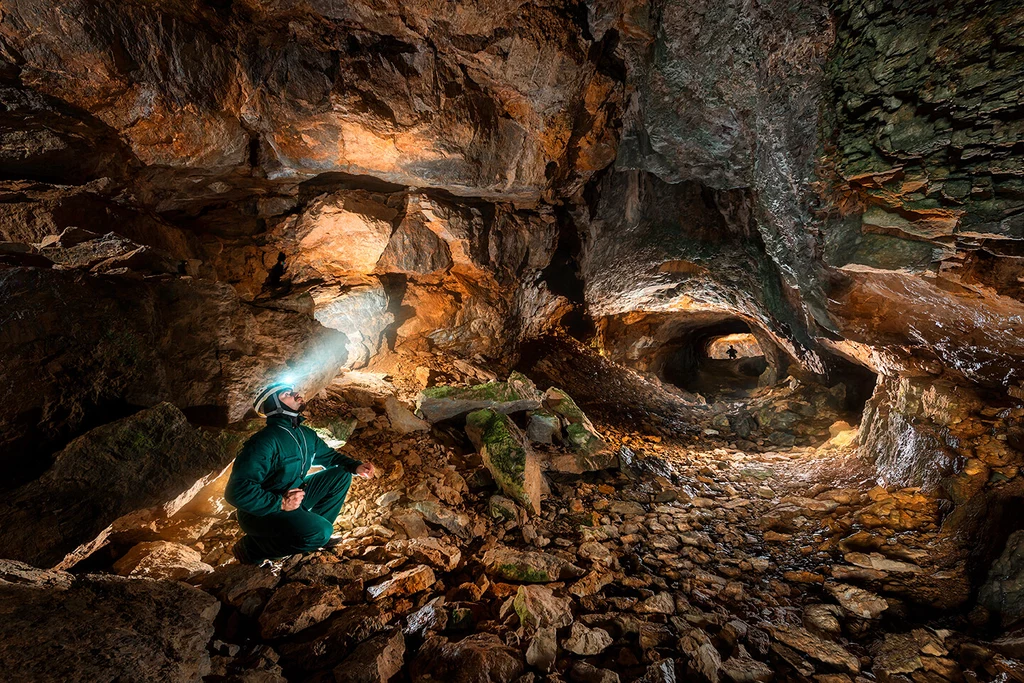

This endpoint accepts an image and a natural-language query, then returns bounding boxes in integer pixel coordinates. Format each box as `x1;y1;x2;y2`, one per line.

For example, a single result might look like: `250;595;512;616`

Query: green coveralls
225;414;363;562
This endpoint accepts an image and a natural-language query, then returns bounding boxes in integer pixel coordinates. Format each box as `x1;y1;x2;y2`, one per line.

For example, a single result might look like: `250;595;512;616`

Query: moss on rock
465;409;541;515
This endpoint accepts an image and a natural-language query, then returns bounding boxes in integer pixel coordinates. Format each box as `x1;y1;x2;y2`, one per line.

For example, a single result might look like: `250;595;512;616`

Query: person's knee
300;518;334;551
327;467;352;491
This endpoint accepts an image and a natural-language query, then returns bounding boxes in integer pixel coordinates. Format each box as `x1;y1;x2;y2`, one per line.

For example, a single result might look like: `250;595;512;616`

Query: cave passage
659;319;768;401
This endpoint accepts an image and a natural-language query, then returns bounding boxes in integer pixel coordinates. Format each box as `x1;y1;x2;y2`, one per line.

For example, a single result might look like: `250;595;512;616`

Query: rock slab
466;408;542;515
0;565;219;682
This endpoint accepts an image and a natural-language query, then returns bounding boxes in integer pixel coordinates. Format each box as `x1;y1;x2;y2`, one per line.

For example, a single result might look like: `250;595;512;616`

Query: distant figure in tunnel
727;345;738;360
226;383;376;565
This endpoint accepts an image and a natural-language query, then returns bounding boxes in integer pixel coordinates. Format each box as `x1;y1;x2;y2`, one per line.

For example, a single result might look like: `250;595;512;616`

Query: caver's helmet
254;382;296;418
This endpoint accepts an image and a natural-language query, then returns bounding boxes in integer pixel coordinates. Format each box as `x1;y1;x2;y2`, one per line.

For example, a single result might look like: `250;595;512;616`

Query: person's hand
355;463;376;479
281;488;305;511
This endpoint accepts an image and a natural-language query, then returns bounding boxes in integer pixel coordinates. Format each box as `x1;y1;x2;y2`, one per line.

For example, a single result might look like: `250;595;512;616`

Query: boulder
404;500;473;538
562;622;614;655
482;545;584;582
0;403;237;569
279;604;392;674
258;582;346;639
0;571;218;682
721;654;773;683
513;584;573;629
543;387;614;467
526;627;558;672
526;411;561;445
199;563;281;616
570;662;621;683
825;582;888;619
385;537;461;572
411;633;524;683
112;540;213;581
466;409;542;515
416;372;543;423
289;559;389;585
384;396;430;435
334;628;405;683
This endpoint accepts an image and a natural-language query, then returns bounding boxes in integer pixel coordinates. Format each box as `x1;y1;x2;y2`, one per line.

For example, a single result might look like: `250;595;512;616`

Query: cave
1;1;1024;681
655;319;769;400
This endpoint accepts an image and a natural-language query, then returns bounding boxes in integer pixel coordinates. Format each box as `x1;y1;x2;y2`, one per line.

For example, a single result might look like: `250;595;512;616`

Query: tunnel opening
658;319;768;401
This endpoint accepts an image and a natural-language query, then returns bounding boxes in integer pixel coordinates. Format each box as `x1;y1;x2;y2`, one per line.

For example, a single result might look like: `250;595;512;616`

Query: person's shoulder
298;423;323;439
244;424;282;448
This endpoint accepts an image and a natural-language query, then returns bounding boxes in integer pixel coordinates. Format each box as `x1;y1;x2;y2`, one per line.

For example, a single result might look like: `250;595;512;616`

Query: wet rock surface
1;0;1024;681
0;344;1011;681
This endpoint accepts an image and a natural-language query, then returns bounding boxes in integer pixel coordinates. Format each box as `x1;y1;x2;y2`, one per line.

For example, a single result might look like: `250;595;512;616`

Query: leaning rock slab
0;572;219;682
113;541;213;581
466;409;542;515
826;582;888;619
416;372;543;423
384;396;430;435
543;387;614;467
0;403;236;569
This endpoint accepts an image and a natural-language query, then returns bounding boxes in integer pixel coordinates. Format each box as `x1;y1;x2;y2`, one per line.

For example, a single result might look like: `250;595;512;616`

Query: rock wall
1;0;1024;522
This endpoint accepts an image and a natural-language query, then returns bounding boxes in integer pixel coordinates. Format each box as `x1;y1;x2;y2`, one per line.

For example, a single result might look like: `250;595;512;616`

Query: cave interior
1;0;1024;681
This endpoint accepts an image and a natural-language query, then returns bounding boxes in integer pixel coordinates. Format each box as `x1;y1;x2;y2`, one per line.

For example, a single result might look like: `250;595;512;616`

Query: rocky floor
23;344;1023;683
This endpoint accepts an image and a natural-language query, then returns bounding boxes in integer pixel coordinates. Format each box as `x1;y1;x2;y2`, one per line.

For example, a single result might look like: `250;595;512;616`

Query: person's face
279;388;305;411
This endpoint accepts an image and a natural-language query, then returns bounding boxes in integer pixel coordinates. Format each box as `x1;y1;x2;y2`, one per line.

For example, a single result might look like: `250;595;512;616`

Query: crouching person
226;383;375;565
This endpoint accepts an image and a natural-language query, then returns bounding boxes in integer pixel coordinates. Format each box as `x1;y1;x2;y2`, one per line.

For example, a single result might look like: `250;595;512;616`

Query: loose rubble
2;346;1022;682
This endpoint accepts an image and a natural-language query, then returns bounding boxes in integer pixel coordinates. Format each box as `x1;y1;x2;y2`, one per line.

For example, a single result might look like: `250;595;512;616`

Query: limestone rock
562;622;613;655
199;563;281;615
526;411;561;445
258;582;346;639
367;565;435;601
722;654;773;683
543;387;613;464
570;662;621;683
411;633;524;683
771;626;860;674
289;560;389;585
334;628;405;683
279;604;393;674
405;500;472;538
871;633;924;677
526;627;558;672
513;584;573;629
385;396;430;435
0;403;238;569
466;409;542;515
385;537;461;572
0;559;73;590
482;545;584;582
417;373;543;423
113;541;213;581
826;582;888;619
0;573;218;682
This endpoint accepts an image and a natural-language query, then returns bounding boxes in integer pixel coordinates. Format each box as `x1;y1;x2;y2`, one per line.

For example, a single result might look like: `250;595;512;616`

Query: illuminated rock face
0;0;1023;524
